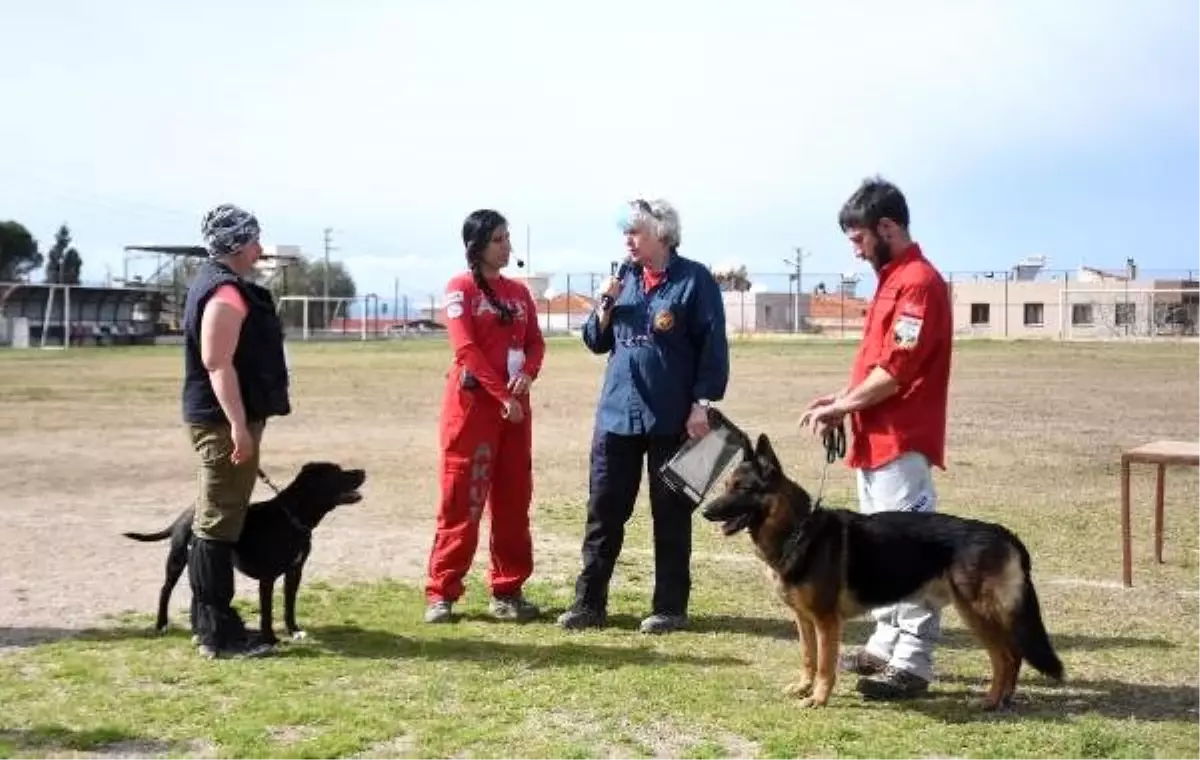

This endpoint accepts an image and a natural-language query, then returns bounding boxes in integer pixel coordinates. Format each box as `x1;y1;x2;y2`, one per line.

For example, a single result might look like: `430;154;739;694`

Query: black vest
181;259;291;425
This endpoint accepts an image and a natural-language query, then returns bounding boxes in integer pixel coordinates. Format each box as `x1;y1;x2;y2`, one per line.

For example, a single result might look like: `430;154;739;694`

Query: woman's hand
508;372;532;396
501;397;526;424
598;276;622;305
230;422;256;465
686;403;711;439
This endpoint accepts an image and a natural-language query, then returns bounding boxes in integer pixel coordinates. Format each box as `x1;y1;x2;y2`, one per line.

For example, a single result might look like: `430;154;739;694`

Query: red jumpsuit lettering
424;271;545;603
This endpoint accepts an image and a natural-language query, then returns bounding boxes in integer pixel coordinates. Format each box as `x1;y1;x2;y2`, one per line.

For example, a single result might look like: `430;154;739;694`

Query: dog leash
256;466;312;534
257;467;281;494
778;422;847;573
812;422;847;510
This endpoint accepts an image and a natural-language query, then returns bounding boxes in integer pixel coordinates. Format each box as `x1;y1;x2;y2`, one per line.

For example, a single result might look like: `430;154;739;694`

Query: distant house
722;290;806;333
533;292;596;334
950;273;1197;339
807;294;869;335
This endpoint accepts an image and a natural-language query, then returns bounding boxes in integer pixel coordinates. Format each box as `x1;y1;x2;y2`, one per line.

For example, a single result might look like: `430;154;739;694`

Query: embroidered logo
893;313;923;349
444;290;465;319
475;297;526;321
653;309;675;332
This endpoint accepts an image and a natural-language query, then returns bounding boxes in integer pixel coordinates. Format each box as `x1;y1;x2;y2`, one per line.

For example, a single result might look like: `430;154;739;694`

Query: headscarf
201;203;261;258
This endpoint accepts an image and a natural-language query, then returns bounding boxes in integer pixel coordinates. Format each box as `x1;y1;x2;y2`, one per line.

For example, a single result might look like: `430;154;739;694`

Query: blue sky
1;0;1196;301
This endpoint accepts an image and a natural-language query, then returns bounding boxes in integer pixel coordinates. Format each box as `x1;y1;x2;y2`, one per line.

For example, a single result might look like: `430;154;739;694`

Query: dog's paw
290;630;308;642
783;679;814;698
796;696;828;709
981;694;1015;712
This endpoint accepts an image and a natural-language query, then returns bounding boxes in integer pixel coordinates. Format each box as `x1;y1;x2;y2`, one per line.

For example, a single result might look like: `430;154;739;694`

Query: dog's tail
1013;544;1065;682
121;528;172;542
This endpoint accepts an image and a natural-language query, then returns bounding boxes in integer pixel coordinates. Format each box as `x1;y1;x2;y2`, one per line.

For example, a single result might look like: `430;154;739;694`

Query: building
950;261;1197;339
722;290;808;333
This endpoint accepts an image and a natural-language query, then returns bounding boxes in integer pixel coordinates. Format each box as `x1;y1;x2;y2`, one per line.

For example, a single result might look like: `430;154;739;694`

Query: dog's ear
739;432;755;464
755;433;782;478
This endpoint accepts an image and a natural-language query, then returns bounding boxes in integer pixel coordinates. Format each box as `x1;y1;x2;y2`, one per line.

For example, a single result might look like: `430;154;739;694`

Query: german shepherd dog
701;432;1063;709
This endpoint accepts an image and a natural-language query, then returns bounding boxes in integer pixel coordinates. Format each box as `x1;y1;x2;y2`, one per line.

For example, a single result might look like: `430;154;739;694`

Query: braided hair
462;209;514;325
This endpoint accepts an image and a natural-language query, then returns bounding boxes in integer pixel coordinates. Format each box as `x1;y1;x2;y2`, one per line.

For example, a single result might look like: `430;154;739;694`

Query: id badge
507;348;526;380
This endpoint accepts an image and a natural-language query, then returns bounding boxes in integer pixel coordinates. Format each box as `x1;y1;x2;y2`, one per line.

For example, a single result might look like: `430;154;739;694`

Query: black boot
188;537;273;659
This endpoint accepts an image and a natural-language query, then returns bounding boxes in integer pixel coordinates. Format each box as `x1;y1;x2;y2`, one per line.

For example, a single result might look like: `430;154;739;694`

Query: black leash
256;466;311;534
812;422;846;510
778;422;847;574
256;467;281;494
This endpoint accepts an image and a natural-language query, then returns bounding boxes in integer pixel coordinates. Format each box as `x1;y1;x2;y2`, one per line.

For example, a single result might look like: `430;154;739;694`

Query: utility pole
783;247;811;334
322;227;336;328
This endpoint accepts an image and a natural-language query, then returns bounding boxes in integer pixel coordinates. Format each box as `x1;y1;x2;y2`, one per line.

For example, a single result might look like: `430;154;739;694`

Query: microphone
600;258;632;309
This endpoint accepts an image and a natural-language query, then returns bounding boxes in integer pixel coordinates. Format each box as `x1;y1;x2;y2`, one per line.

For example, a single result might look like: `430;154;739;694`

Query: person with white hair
558;197;730;635
180;203;291;659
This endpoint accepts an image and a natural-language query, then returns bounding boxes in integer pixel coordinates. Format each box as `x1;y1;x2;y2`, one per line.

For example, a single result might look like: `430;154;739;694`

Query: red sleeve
877;281;946;386
521;288;546;379
444;277;512;403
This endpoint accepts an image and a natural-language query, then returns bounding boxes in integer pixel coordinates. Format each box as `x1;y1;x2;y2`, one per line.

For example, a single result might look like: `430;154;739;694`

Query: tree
43;224;83;285
269;256;358;330
712;264;752;292
0;221;42;282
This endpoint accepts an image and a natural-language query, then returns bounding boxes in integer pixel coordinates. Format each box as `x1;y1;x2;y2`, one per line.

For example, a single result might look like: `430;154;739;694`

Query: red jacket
847;243;952;471
443;272;545;404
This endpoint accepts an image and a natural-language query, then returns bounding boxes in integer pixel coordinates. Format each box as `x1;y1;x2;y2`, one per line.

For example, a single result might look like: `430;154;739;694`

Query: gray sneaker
490;595;541;622
639;613;688;635
557;606;606;630
424;600;454;624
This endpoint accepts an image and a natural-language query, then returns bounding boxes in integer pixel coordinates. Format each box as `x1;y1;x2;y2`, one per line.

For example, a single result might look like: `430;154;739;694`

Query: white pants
856;452;940;682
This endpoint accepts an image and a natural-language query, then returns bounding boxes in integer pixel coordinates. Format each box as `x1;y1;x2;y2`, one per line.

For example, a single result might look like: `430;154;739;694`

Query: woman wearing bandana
422;209;546;624
180;203;291;659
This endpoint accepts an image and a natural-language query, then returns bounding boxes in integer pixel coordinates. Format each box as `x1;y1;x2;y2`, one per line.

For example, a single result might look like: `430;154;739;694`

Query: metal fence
4;266;1195;347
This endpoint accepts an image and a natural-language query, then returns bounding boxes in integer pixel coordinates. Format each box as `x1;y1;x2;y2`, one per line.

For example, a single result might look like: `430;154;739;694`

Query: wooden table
1120;440;1200;587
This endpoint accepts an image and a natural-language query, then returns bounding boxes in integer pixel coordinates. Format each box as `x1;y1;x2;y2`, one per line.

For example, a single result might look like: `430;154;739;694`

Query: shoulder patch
893;313;922;349
444;289;465;306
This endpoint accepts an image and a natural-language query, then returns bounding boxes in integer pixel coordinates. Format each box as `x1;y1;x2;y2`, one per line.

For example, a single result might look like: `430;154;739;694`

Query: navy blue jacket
181;259;291;426
582;252;730;437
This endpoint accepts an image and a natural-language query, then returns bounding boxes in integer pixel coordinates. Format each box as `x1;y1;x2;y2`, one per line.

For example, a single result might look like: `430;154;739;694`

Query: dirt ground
2;338;1197;649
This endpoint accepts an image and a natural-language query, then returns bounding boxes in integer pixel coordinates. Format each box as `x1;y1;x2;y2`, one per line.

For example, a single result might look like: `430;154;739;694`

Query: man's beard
869;230;894;272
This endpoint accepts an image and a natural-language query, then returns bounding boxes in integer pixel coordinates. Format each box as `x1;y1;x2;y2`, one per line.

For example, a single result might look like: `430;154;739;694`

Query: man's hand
501;397;525;424
686;403;711;439
798;389;849;434
230;422;256;465
508;372;532;396
800;403;846;439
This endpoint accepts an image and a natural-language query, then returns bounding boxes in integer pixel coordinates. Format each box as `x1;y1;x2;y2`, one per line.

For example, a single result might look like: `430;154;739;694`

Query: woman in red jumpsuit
424;209;546;624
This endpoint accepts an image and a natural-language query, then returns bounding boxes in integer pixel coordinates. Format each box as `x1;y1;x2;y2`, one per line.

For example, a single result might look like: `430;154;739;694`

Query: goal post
38;283;71;350
276;295;390;341
1061;287;1198;341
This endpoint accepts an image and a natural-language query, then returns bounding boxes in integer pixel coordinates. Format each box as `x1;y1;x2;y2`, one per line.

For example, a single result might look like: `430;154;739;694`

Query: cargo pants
188;420;266;542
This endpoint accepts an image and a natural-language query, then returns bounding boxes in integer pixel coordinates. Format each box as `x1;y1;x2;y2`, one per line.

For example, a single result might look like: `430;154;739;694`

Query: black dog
701;432;1063;709
123;461;366;644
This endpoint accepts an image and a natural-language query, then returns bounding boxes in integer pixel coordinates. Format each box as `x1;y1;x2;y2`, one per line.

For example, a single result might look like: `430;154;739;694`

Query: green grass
1;337;1197;758
2;578;1196;759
